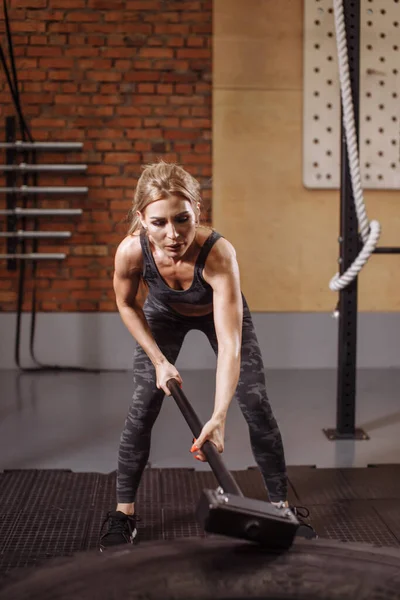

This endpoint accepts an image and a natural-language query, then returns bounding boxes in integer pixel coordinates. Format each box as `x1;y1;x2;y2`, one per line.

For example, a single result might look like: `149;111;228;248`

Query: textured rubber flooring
1;465;400;578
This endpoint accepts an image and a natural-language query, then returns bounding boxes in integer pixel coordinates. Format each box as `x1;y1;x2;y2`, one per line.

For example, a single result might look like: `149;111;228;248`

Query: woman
100;161;288;550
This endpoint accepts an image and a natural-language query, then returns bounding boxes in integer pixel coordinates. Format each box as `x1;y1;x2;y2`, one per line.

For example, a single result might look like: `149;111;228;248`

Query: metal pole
0;142;83;151
167;379;244;496
0;253;66;260
0;186;88;194
0;164;88;173
0;231;72;239
373;247;400;254
324;0;368;441
0;208;83;216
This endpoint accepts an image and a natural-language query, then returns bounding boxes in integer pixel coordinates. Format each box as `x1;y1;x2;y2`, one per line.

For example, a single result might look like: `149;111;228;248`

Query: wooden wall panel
213;0;400;312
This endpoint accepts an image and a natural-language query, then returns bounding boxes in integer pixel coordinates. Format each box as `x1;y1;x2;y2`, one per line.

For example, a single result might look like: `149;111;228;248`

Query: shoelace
100;512;139;535
290;505;310;520
289;505;317;538
273;501;310;520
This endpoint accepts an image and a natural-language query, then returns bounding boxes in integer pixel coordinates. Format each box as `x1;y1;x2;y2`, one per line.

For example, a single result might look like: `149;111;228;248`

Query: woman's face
139;195;198;259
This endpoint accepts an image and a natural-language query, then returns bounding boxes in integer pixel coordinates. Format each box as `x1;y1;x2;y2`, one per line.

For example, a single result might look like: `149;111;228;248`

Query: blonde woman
100;161;288;550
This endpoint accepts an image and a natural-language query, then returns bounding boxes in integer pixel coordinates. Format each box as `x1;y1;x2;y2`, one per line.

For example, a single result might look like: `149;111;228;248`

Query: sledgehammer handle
167;378;243;497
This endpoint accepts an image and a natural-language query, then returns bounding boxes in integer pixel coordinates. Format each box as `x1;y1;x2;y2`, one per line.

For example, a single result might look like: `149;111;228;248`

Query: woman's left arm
191;238;243;459
209;239;243;420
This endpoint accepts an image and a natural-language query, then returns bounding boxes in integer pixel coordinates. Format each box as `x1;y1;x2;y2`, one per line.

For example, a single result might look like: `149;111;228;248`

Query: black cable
2;0;33;142
1;2;118;373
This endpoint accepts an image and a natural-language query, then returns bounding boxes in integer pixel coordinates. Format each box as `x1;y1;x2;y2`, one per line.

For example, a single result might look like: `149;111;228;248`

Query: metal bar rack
0;116;86;269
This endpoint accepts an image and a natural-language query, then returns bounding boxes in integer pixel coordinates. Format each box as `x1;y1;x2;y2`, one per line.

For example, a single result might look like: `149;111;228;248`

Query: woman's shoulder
114;233;143;274
196;226;227;247
198;227;237;273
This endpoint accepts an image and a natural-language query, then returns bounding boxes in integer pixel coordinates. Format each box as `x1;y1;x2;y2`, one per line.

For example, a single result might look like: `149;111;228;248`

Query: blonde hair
127;161;202;234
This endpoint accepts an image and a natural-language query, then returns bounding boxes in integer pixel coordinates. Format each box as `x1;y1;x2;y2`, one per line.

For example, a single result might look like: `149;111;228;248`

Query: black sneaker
99;510;138;551
290;505;318;539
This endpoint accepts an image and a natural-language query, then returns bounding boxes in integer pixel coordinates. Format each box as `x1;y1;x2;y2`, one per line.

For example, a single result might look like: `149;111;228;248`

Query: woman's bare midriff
167;302;213;317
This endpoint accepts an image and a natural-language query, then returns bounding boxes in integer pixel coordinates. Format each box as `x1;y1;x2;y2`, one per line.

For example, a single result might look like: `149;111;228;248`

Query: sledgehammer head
196;489;299;550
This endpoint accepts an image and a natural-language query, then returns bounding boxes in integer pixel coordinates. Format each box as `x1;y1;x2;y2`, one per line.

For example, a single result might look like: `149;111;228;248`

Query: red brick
29;35;47;44
79;59;113;69
67;47;101;57
144;12;180;23
17;0;47;7
79;83;99;93
41;302;61;310
114;60;132;71
26;10;65;21
13;36;30;46
126;128;162;139
54;94;91;105
133;141;151;151
18;70;46;81
177;48;210;59
87;35;106;46
187;36;205;47
139;47;174;59
104;152;138;164
164;129;200;140
77;220;115;231
48;70;73;81
39;58;75;68
175;84;194;94
154;24;189;34
0;0;211;313
47;22;83;33
5;20;46;33
125;71;159;82
51;0;85;6
86;71;122;82
73;246;109;256
181;118;211;128
131;95;167;106
169;1;202;9
62;83;79;93
153;59;189;70
191;23;212;34
99;85;118;95
27;46;63;56
52;280;88;290
126;1;163;9
65;12;101;22
76;106;114;116
69;290;104;300
99;301;117;310
137;83;155;93
91;95;121;105
30;118;67;127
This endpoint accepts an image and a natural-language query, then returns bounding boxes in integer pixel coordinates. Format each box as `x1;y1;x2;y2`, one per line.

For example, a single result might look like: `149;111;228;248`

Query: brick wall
0;0;212;311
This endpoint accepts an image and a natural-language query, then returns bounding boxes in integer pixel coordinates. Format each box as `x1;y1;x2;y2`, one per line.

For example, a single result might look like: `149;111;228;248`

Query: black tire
1;537;400;600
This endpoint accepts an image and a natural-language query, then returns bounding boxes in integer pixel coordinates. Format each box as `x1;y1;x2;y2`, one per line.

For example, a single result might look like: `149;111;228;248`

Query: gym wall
213;0;400;312
0;0;212;313
0;0;399;370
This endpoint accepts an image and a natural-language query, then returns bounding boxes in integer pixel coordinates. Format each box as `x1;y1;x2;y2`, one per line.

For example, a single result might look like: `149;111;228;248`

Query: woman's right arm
113;236;182;394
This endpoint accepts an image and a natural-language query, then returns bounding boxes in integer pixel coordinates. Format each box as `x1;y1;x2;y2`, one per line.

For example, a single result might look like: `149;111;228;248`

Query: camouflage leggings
117;296;287;503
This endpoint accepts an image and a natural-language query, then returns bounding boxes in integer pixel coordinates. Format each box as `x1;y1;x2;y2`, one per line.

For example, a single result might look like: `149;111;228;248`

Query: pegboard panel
303;0;400;189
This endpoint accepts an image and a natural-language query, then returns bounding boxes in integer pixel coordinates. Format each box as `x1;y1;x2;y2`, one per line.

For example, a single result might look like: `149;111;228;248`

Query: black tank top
140;228;222;306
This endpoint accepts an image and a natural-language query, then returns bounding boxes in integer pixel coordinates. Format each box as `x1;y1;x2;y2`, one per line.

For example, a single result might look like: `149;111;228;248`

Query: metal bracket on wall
0;116;87;270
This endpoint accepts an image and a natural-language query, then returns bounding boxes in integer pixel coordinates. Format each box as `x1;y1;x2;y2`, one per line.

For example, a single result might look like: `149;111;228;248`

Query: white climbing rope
329;0;381;292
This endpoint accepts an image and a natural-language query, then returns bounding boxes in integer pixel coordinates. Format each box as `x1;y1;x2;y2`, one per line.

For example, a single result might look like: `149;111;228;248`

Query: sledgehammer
166;378;299;551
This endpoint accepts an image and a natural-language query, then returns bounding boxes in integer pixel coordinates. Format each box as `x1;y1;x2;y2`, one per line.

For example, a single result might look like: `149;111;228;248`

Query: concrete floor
1;368;399;473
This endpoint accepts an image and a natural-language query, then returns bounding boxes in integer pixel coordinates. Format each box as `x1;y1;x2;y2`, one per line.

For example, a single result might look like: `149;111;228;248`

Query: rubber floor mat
1;465;400;578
